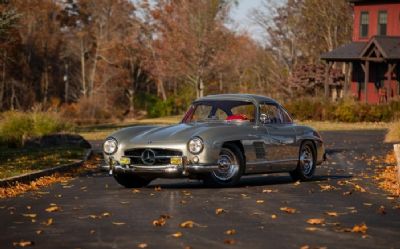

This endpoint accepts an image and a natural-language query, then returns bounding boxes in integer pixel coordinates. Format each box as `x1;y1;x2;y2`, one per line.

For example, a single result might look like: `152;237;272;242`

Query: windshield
182;100;256;123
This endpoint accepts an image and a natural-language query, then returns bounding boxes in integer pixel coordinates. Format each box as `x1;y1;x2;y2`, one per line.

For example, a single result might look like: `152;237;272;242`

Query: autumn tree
147;0;236;98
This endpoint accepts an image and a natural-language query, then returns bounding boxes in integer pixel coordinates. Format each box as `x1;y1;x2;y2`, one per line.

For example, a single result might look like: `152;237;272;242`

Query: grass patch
385;121;400;142
298;121;390;131
0;111;73;147
0;146;87;179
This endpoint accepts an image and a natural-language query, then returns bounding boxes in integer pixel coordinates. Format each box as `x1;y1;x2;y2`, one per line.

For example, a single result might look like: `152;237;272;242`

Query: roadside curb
0;149;92;188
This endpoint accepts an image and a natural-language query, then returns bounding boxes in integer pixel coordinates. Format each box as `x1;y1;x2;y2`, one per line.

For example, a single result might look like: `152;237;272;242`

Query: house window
378;11;387;35
360;11;369;38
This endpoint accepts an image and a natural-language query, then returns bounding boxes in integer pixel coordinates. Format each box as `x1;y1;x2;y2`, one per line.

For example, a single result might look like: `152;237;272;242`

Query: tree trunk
43;62;49;105
0;51;6;110
64;62;69;103
88;41;99;99
157;79;167;101
10;81;15;110
197;77;204;98
80;38;87;97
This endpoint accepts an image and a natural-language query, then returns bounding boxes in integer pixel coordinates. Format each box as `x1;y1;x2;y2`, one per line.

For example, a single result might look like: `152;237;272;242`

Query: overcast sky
229;0;282;44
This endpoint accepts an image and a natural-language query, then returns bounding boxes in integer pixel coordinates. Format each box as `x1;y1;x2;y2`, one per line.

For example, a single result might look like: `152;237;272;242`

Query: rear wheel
203;144;244;187
113;172;152;188
290;141;316;181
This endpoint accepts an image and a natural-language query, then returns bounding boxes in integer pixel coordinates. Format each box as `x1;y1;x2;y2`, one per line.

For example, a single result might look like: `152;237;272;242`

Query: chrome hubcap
300;146;314;175
212;148;239;181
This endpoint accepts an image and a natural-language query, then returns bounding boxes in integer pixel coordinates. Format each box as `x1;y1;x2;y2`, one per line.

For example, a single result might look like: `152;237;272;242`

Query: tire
113;172;152;188
203;143;245;187
290;141;316;181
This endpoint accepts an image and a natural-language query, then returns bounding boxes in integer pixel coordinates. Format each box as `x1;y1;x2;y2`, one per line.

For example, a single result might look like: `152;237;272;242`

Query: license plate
170;157;182;165
120;157;131;165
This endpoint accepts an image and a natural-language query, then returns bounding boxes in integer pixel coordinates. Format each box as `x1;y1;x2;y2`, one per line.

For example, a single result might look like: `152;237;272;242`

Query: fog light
193;156;199;164
120;157;131;165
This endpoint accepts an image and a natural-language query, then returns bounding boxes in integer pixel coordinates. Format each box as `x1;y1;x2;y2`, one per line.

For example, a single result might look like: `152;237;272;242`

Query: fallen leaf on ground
154;186;162;191
271;214;277;219
13;240;34;247
137;243;148;248
112;222;125;226
300;245;310;249
325;212;338;217
180;220;194;228
215;208;226;215
256;200;264;204
132;189;140;193
22;213;37;218
171;232;182;238
263;189;278;194
319;184;336;191
352;223;368;234
36;230;43;235
152;215;169;227
42;218;53;226
280;207;296;214
293;181;301;186
45;206;59;213
306;218;325;225
378;206;387;215
224;239;236;245
102;212;111;217
225;229;236;235
305;227;318;232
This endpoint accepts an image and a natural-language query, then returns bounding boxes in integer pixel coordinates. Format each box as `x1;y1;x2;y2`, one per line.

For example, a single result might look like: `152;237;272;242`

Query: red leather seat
226;114;248;121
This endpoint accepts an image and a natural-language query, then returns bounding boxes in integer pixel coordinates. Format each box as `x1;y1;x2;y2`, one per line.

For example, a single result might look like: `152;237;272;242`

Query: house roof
321;36;400;61
320;42;367;61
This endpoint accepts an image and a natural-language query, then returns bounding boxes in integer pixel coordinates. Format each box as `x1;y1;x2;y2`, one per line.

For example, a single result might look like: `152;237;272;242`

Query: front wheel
113;172;152;188
290;141;316;181
203;144;244;187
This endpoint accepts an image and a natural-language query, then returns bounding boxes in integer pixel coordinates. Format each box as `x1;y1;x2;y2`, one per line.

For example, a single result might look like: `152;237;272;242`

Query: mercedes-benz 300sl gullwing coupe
103;94;325;188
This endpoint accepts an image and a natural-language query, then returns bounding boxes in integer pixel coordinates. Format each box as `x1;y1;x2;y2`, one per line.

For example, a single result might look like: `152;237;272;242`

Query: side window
214;109;228;120
360;11;369;38
192;105;212;122
259;104;282;124
378;11;387;36
280;108;293;124
230;104;256;121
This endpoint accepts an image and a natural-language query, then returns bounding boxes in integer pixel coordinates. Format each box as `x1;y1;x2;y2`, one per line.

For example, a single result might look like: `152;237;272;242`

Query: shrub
285;98;400;122
60;97;112;124
0;111;72;147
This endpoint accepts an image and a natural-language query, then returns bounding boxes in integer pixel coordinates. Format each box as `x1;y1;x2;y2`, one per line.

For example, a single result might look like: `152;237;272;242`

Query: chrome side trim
246;158;298;166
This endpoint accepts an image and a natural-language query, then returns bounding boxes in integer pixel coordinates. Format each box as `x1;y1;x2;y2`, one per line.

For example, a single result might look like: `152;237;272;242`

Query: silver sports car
103;94;325;187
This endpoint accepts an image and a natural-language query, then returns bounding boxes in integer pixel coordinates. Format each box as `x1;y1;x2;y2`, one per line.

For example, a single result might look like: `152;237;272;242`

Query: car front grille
124;148;182;166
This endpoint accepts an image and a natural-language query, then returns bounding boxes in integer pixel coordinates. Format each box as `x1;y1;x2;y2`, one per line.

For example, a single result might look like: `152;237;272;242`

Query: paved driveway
0;130;399;249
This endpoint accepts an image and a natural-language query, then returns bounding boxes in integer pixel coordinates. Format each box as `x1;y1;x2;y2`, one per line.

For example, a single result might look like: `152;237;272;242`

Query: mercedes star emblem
141;149;156;165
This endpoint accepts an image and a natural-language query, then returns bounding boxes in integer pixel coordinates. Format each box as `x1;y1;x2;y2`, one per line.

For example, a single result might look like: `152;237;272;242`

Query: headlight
188;137;204;154
103;138;118;155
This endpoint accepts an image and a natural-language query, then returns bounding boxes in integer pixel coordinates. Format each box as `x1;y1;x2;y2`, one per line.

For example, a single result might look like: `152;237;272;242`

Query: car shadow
143;174;353;189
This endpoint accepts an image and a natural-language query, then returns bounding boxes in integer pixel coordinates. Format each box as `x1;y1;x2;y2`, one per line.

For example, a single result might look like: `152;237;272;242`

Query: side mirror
260;114;269;124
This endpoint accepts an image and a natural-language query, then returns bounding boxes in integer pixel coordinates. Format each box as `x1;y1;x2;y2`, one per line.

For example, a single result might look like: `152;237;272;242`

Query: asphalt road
1;130;399;249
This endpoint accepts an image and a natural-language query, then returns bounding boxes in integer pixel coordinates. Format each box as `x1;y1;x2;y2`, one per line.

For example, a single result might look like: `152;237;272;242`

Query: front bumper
102;162;219;176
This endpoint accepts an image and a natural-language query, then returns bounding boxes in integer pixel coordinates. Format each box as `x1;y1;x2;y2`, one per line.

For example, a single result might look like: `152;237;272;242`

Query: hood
129;123;218;144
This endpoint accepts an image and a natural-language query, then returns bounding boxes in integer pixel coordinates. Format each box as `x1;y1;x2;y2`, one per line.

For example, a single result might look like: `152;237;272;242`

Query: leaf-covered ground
0;130;399;249
0;147;87;179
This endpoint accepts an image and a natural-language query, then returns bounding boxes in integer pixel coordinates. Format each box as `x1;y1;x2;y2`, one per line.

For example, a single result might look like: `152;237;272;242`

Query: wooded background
0;0;352;120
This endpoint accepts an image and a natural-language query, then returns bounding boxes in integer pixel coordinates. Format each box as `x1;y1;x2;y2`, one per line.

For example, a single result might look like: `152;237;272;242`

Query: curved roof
195;94;279;105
